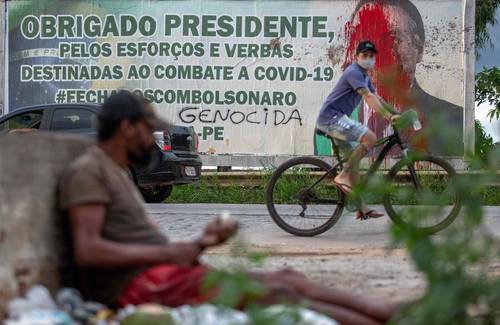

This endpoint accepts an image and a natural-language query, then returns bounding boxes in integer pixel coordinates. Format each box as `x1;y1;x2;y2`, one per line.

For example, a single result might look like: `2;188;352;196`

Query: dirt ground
147;203;500;305
149;203;428;304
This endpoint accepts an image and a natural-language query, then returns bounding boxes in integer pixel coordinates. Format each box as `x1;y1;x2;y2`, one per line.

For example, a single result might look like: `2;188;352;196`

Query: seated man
59;90;395;325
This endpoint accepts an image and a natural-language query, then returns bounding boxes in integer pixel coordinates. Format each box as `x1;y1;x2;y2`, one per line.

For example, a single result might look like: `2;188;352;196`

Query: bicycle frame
307;129;409;192
273;123;459;235
366;131;406;178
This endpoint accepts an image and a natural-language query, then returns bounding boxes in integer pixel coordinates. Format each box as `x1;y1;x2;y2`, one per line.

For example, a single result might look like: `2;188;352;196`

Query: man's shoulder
62;146;103;179
58;145;112;211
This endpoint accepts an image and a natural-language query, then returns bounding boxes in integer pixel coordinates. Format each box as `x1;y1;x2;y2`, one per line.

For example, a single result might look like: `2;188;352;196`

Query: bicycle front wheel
265;157;344;237
383;155;461;234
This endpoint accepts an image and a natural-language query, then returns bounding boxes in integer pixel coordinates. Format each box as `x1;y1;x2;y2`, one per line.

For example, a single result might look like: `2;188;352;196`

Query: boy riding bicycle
316;40;400;220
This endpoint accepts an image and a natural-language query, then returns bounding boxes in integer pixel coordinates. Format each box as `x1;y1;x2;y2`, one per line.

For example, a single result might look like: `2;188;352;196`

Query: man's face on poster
388;5;424;82
351;3;425;83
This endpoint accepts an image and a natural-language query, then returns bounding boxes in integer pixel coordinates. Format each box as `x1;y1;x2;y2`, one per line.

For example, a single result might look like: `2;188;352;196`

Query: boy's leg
334;130;384;218
334;130;376;189
319;115;375;191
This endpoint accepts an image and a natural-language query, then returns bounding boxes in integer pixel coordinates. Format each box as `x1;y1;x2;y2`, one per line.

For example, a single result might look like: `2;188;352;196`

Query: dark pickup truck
0;104;202;203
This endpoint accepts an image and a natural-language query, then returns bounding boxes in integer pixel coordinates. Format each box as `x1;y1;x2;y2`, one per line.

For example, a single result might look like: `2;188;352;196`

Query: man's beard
128;145;156;166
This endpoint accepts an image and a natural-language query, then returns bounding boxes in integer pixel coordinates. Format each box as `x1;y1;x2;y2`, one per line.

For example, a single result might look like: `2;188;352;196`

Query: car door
49;107;98;137
0;109;46;134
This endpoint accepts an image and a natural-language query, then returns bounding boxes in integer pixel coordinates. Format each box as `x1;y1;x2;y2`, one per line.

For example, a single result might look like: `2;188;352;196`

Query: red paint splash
343;1;422;154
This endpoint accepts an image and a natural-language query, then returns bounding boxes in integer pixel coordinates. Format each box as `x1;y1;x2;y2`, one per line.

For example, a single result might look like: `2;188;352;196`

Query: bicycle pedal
355;211;369;220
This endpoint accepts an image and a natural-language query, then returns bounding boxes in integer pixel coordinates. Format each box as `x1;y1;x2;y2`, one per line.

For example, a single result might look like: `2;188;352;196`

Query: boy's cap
356;40;378;55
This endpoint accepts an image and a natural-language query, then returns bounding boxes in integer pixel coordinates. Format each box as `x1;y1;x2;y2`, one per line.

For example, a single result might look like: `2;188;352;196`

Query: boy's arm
376;94;400;116
357;88;398;120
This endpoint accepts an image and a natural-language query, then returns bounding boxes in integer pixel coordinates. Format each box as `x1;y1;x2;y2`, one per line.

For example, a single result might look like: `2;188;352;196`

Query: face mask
358;57;376;70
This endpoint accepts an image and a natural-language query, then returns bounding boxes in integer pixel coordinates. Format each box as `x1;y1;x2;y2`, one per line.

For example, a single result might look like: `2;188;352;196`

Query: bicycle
265;110;462;236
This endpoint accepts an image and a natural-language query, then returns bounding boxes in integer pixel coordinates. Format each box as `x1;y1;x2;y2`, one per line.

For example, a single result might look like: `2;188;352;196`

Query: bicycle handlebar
392;109;421;131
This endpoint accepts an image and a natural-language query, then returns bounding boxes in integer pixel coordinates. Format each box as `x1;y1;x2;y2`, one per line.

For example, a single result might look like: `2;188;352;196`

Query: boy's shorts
316;114;368;151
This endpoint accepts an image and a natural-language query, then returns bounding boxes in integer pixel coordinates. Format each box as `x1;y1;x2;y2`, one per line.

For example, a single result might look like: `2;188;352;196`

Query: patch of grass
481;185;500;205
166;174;500;206
168;174;269;204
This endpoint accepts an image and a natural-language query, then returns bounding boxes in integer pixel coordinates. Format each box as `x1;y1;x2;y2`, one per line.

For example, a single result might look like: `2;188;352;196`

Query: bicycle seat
315;128;344;156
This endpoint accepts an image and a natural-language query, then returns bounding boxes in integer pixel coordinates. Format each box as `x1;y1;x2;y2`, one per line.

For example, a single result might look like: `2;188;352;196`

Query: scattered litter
119;304;174;325
26;285;58;310
118;304;338;325
6;285;114;325
5;310;75;325
6;285;338;324
7;298;34;320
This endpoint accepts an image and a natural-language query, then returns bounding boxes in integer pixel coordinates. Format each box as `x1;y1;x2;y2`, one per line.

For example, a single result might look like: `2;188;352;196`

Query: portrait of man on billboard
315;0;463;156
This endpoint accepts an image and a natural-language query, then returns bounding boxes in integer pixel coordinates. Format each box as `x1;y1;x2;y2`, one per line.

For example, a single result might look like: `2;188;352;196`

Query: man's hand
165;243;202;266
197;216;239;249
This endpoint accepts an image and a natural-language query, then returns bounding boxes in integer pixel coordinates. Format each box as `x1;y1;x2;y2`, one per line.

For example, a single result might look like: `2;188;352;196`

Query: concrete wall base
0;133;91;317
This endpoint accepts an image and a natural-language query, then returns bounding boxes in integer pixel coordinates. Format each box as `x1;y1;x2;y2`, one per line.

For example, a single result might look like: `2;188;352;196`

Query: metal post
0;0;5;116
463;0;476;157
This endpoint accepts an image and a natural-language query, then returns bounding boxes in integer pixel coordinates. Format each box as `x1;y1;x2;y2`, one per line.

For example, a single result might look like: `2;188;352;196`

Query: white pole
463;0;476;156
0;0;5;116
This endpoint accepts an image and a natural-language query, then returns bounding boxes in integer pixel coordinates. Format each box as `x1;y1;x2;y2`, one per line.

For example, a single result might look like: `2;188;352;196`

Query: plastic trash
5;310;75;325
56;287;108;323
170;304;247;325
7;298;32;319
6;286;116;325
116;304;137;320
56;288;84;313
83;301;107;314
120;304;174;325
26;285;57;310
262;305;339;325
117;303;338;325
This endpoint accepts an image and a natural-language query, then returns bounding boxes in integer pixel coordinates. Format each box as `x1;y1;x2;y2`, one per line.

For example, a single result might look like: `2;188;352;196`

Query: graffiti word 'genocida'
179;107;303;126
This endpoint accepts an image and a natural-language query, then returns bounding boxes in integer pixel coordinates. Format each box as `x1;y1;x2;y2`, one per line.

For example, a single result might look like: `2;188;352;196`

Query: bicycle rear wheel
383;155;461;234
265;157;344;236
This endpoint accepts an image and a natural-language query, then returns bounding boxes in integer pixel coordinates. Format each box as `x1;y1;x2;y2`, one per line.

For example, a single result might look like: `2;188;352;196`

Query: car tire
140;185;173;203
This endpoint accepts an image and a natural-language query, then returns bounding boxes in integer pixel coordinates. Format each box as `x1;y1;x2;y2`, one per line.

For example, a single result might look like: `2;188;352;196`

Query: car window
0;110;44;133
51;108;97;131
